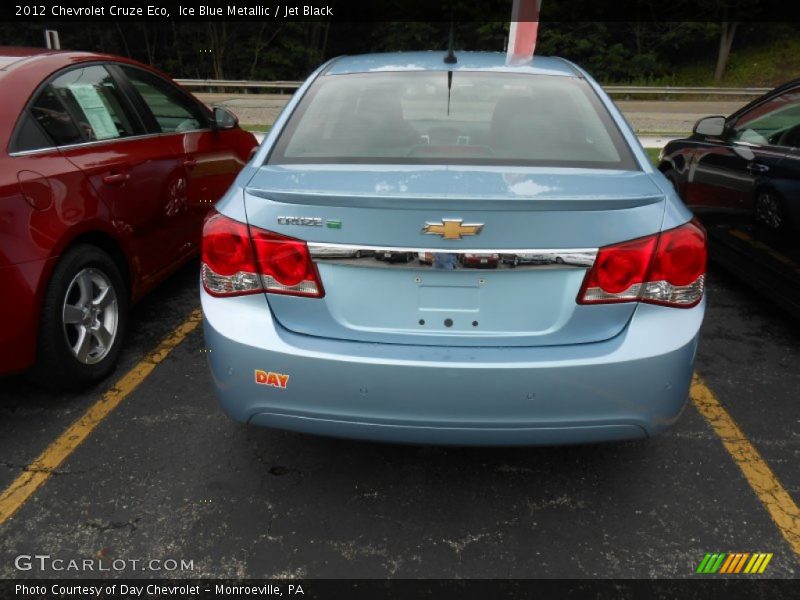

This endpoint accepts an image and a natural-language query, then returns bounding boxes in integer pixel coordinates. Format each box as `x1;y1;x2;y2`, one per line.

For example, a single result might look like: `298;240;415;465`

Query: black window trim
726;85;800;145
108;63;161;135
114;63;214;135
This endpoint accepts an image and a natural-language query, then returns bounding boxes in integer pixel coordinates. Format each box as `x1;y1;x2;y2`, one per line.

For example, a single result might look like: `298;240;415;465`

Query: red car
462;252;500;269
0;47;257;389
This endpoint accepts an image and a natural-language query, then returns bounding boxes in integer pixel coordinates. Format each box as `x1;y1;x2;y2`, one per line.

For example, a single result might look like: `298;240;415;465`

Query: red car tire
28;244;129;391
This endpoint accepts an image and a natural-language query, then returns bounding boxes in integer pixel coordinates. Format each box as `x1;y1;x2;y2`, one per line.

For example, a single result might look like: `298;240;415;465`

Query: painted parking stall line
0;309;202;526
691;373;800;561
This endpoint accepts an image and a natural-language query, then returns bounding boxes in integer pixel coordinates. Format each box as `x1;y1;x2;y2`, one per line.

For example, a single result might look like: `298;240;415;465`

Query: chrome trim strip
8;146;59;157
308;242;597;269
8;129;213;158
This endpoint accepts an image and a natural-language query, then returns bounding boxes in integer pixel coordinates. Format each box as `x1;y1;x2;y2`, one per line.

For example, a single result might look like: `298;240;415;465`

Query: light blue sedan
200;52;706;445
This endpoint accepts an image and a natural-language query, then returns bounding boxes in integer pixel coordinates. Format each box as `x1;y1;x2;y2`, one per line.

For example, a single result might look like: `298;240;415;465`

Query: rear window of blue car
269;71;637;170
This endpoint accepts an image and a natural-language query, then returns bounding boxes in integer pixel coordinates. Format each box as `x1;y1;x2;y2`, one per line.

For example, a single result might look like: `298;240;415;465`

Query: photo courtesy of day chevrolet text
15;583;303;597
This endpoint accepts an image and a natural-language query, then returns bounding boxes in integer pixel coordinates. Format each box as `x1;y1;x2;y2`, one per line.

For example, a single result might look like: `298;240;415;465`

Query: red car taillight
201;211;324;298
578;220;706;308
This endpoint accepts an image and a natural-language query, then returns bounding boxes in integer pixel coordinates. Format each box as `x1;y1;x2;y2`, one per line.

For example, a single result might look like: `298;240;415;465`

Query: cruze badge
277;216;322;227
423;219;484;240
278;217;343;229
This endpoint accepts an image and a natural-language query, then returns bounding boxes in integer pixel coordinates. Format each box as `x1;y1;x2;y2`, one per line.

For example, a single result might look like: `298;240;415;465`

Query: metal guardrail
176;79;772;97
605;85;771;97
176;79;303;90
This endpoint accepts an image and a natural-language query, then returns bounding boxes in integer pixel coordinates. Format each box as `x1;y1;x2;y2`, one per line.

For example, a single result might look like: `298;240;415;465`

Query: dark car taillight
201;211;324;298
578;220;706;308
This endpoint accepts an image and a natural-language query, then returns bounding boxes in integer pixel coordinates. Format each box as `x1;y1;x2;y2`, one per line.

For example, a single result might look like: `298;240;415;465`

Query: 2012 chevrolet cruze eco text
201;52;706;445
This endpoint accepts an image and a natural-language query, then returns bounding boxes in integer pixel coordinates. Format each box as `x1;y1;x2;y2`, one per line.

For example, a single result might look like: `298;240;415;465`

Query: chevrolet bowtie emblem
422;219;484;240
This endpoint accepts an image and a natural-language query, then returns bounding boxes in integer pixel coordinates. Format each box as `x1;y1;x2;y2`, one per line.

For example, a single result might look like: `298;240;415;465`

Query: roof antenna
444;12;456;116
444;20;457;64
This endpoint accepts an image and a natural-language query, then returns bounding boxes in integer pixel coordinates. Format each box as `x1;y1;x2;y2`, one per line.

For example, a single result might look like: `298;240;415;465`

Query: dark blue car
659;79;800;317
659;79;800;232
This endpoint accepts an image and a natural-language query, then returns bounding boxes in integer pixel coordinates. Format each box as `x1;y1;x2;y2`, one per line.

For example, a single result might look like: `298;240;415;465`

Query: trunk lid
244;165;665;347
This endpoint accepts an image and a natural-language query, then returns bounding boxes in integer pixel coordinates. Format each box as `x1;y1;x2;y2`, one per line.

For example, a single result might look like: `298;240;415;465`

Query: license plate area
418;285;480;312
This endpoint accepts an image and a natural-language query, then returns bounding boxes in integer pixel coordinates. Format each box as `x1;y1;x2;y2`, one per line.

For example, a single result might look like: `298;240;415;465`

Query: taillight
250;228;324;297
578;220;706;308
201;211;324;298
201;213;261;296
579;235;657;303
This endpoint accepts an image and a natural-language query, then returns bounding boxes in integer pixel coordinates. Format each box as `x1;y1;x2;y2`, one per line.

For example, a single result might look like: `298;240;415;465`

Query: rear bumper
202;290;703;446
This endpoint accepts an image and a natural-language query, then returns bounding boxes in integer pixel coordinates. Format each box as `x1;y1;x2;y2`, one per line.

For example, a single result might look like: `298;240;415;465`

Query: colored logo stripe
696;554;713;573
697;553;773;574
696;553;726;573
719;553;736;573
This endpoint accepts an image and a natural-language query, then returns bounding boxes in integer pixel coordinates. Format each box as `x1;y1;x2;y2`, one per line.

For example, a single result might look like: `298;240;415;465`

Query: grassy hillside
645;148;661;165
655;37;800;87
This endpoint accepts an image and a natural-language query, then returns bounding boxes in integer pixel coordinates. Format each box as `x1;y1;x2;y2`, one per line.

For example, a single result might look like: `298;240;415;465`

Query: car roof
0;46;188;95
0;47;61;69
324;52;580;77
0;46;131;72
767;77;800;94
726;76;800;122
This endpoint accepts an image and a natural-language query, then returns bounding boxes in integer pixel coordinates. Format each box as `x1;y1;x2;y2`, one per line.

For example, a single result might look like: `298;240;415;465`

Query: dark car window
13;112;58;152
120;66;207;133
28;86;84;146
733;87;800;147
269;71;637;169
43;65;141;143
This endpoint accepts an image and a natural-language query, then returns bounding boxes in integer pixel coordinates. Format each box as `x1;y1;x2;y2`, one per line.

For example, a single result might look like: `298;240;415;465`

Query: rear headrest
355;88;404;122
490;95;562;157
490;95;560;138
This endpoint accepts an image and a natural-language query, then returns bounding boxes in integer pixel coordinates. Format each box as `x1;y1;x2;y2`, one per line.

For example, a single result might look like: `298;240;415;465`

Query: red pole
507;0;542;65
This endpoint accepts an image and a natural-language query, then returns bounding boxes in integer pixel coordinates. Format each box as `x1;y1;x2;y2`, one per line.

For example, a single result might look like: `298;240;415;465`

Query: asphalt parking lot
0;255;799;579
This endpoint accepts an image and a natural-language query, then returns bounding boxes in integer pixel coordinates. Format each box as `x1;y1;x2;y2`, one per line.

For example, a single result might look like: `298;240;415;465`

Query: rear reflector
201;211;324;298
578;220;706;308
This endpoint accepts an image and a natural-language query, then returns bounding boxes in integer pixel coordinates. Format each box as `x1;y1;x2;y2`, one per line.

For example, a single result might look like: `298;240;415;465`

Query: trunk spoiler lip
245;188;664;211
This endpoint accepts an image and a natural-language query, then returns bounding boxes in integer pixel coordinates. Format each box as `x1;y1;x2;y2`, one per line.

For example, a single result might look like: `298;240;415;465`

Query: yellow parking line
691;373;800;561
0;309;202;526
